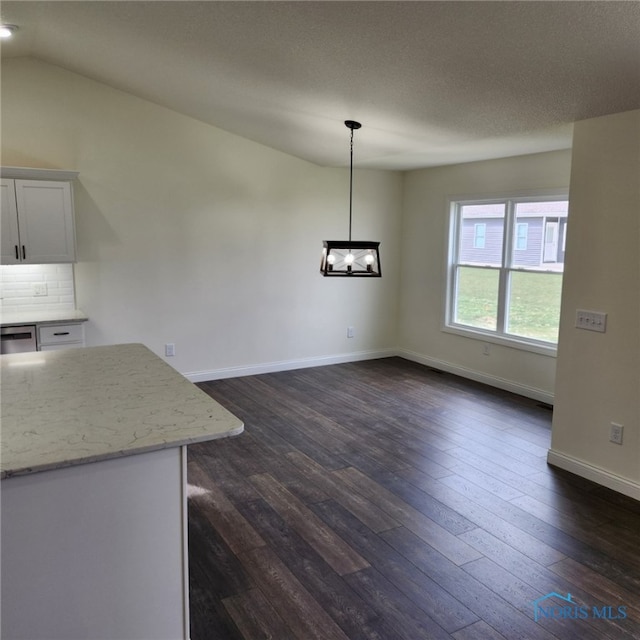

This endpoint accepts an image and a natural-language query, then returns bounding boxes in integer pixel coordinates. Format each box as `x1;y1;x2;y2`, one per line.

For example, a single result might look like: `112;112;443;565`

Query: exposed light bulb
364;253;374;265
0;25;17;39
344;253;355;265
326;254;336;264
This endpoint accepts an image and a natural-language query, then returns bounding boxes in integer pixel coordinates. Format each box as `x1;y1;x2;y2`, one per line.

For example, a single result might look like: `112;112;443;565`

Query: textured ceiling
1;1;639;169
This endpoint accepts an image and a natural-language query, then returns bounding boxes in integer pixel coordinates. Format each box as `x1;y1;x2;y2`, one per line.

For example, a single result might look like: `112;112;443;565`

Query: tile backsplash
0;264;76;314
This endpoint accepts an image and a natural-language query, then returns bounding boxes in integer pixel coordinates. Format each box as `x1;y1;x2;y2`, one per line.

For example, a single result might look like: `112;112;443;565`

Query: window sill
442;323;558;357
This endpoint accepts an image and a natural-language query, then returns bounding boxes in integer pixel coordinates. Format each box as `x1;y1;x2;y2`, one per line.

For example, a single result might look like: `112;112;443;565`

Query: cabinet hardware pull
22;245;26;260
53;332;70;336
15;245;19;260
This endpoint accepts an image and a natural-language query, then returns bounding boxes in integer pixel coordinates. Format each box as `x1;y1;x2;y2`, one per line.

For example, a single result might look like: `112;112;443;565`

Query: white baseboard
184;348;397;383
186;347;554;404
547;449;640;501
396;348;554;405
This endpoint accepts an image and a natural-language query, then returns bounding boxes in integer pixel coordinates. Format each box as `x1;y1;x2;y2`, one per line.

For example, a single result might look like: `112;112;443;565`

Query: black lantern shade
320;240;381;277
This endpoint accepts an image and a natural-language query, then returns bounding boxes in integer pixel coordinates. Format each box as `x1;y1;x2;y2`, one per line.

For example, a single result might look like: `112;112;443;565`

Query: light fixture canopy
320;120;381;277
0;24;18;39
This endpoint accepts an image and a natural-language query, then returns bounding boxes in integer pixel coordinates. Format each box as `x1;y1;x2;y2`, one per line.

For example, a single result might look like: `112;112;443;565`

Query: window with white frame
446;194;569;349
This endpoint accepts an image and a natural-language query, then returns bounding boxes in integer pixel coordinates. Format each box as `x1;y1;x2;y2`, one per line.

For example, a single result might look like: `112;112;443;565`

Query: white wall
549;110;640;498
399;150;572;402
1;58;402;377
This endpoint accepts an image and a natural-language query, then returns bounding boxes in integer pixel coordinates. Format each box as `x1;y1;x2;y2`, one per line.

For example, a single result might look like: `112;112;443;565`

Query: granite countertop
0;308;89;327
0;343;244;479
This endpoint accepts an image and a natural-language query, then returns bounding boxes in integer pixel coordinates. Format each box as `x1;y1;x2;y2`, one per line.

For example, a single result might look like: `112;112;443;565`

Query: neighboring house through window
446;193;569;351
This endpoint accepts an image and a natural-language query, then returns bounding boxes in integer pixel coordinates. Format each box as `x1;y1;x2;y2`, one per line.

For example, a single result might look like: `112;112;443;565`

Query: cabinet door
14;180;76;263
1;179;21;264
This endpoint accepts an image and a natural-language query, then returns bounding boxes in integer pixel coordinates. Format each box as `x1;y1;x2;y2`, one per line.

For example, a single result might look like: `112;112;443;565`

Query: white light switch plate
33;282;48;297
576;309;607;333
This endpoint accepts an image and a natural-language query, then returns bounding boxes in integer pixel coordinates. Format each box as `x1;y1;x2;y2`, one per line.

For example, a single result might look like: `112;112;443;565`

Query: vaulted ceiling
2;1;639;169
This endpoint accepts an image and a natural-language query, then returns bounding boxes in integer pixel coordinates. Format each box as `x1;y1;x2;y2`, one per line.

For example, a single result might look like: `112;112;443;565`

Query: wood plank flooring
187;357;640;639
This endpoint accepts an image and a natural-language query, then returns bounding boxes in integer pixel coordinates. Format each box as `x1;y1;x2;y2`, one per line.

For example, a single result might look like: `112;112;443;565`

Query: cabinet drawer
40;343;85;351
38;323;85;346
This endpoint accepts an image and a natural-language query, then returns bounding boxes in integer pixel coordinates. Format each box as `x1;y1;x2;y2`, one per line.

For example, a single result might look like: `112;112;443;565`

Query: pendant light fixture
320;120;381;277
0;24;18;39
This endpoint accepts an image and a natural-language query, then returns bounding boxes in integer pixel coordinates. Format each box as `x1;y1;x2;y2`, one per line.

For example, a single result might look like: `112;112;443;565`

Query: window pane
458;204;505;266
512;201;568;270
455;266;499;331
506;271;563;342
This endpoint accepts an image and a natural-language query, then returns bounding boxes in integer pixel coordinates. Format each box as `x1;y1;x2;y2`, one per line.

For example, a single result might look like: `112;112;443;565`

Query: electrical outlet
33;282;48;297
610;423;624;445
165;343;175;357
347;326;355;339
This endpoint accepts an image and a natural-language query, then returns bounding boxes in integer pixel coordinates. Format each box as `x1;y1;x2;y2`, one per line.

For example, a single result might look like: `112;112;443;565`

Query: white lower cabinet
1;447;190;640
38;322;85;350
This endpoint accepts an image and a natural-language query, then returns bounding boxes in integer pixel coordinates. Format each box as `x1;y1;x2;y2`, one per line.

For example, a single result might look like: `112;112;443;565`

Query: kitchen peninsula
1;343;244;640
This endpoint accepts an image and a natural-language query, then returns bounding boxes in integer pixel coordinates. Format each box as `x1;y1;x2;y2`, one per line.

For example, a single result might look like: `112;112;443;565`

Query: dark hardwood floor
187;357;640;640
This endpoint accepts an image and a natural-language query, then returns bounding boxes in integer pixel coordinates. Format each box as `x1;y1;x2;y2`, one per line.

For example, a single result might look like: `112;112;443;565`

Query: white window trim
443;189;569;357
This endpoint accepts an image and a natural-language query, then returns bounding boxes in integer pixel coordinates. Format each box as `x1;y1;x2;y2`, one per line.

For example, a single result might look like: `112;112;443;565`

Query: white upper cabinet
1;179;21;264
1;169;78;264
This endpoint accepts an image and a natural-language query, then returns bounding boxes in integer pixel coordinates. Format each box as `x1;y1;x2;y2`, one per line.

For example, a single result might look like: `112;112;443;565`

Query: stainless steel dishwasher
1;325;37;354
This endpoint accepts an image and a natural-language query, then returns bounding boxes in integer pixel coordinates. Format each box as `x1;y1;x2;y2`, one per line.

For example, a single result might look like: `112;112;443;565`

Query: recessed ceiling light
0;24;18;39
